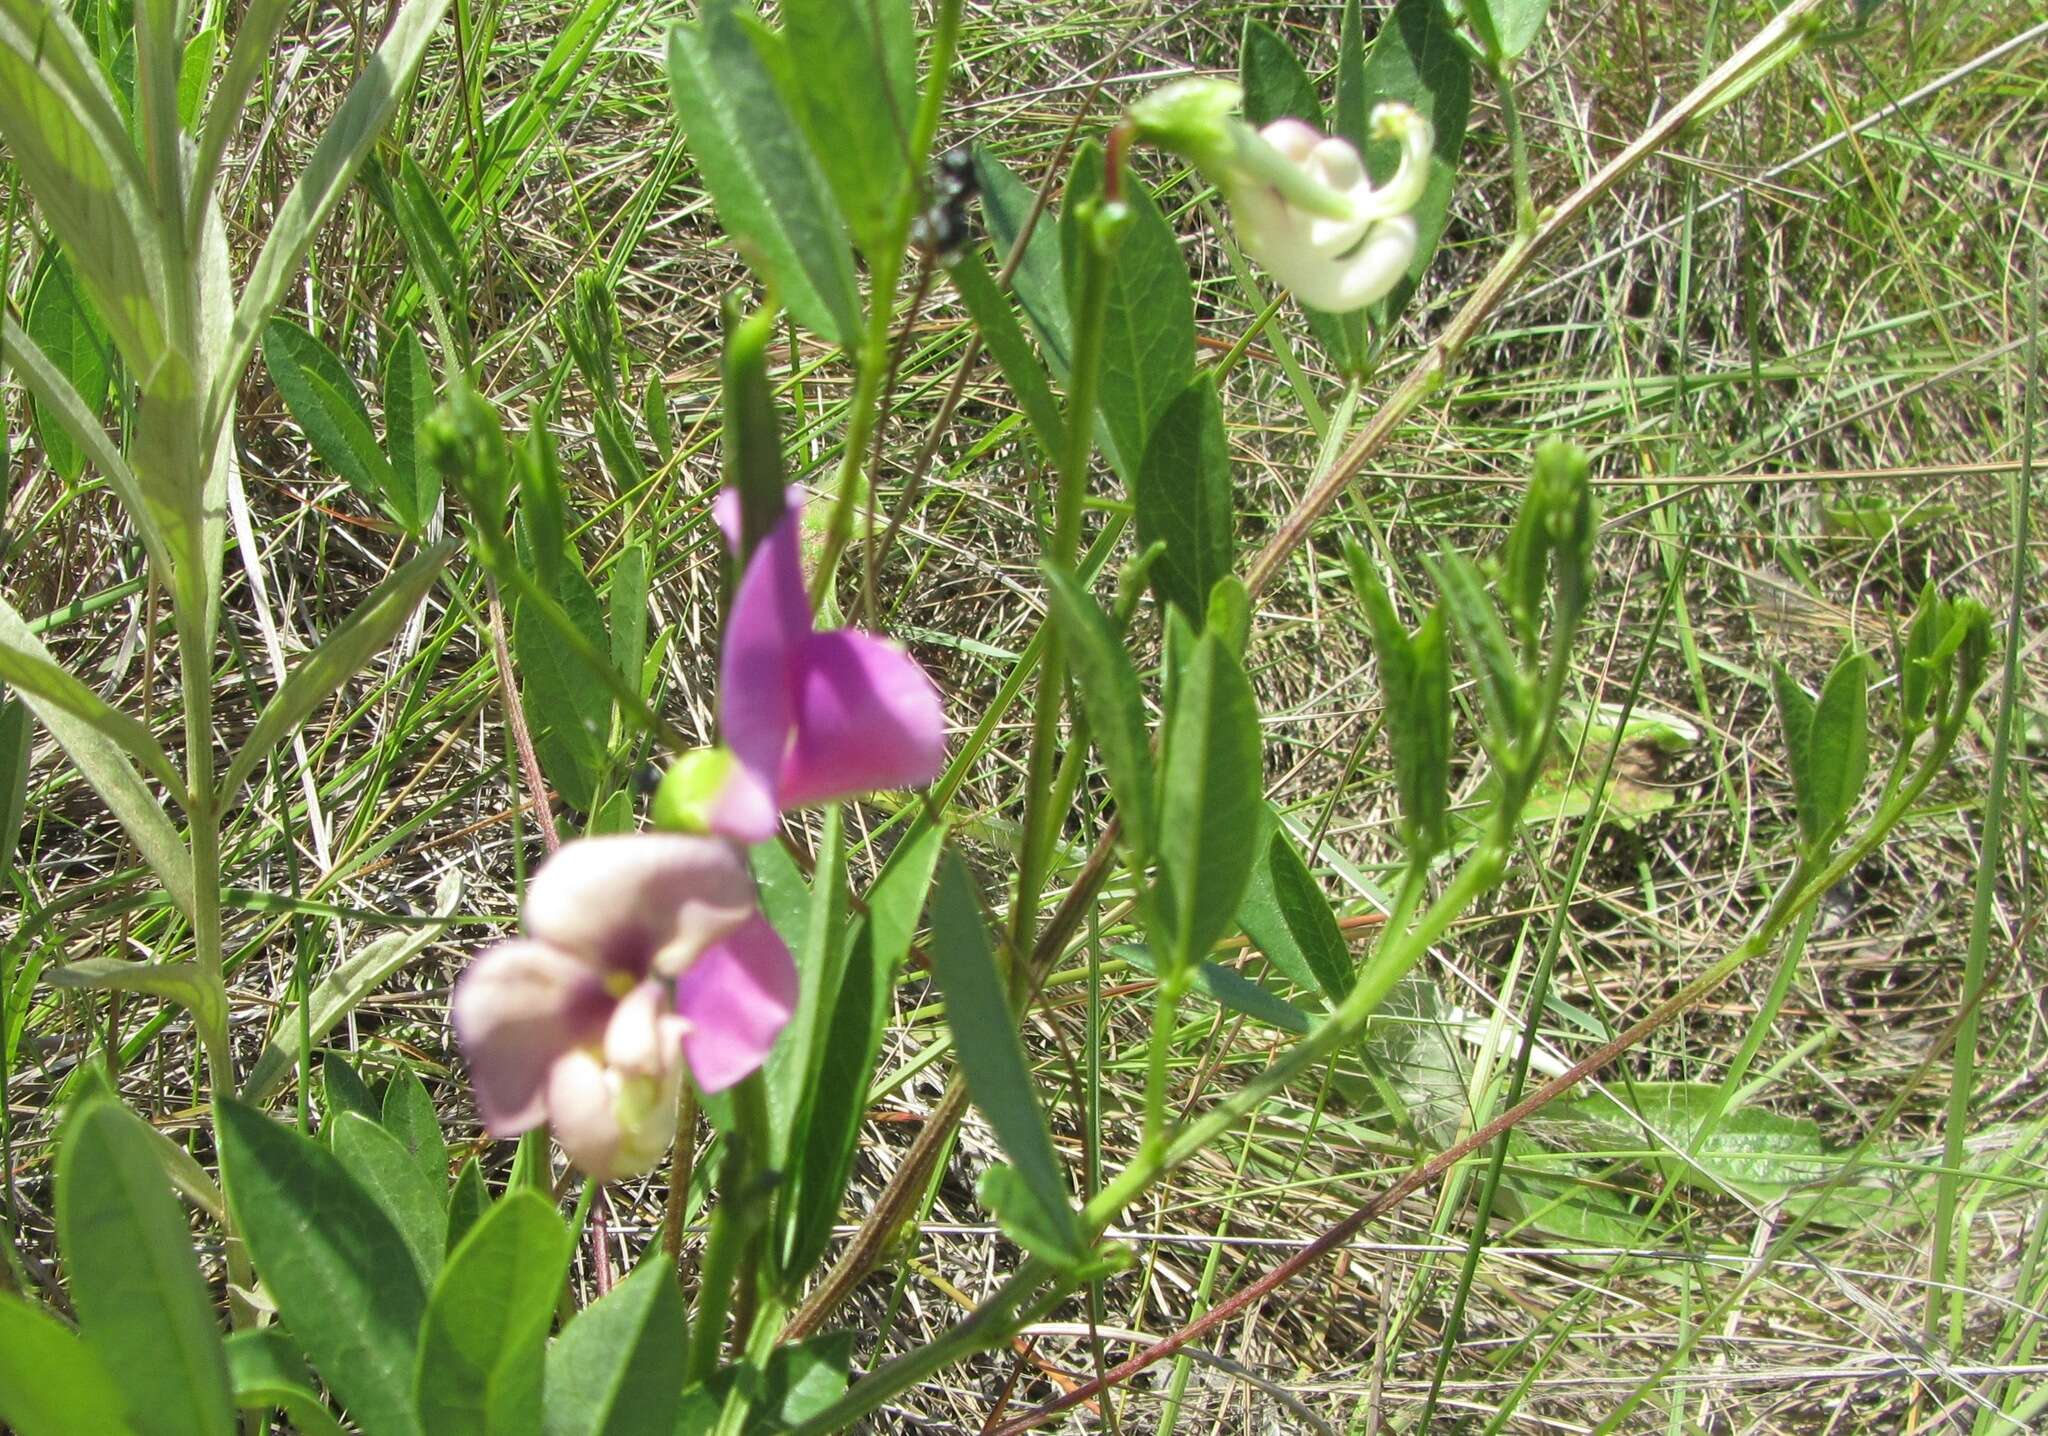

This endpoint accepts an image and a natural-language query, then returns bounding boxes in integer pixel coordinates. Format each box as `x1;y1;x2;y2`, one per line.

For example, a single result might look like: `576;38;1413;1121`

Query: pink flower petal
707;759;783;845
719;503;810;813
776;629;947;808
522;834;760;979
672;915;797;1094
451;941;609;1135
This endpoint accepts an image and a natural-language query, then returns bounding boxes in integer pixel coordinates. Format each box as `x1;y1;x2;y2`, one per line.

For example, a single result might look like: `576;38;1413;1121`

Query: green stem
1931;235;2036;1346
1010;197;1118;953
810;0;963;605
1492;60;1537;237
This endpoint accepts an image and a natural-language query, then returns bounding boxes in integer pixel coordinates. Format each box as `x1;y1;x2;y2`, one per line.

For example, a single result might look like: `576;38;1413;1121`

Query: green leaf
264;317;398;506
1359;0;1472;326
0;7;168;374
1347;545;1450;855
764;806;848;1169
331;1112;447;1287
383;329;441;533
323;1051;382;1130
1238;820;1351;1005
0;1295;140;1436
748;1331;853;1432
226;1328;350;1436
1044;569;1157;860
1479;0;1551;62
1154;633;1264;974
414;1191;571;1436
927;849;1081;1259
223;0;456;421
25;255;112;482
0;699;27;883
974;146;1072;372
44;961;222;1060
1062;143;1194;483
447;1157;491;1254
1803;648;1870;842
1112;943;1311;1035
776;0;914;259
1557;1081;1831;1196
0;594;192;917
57;1097;233;1436
382;1065;449;1189
779;820;944;1280
666;1;860;348
946;244;1068;464
217;541;455;806
1432;552;1527;762
542;1259;685;1436
608;545;650;694
0;606;182;793
176;25;217;128
513;562;613;813
720;294;788;562
217;1097;426;1436
1134;375;1235;625
1240;19;1322;129
1769;660;1817;836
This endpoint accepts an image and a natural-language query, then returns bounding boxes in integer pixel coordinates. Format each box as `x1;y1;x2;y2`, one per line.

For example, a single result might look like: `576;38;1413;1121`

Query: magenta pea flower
656;490;947;841
451;834;796;1180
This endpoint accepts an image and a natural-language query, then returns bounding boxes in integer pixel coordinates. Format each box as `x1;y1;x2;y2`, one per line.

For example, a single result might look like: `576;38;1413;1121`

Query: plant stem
1930;233;2037;1346
1010;196;1117;953
1492;61;1537;237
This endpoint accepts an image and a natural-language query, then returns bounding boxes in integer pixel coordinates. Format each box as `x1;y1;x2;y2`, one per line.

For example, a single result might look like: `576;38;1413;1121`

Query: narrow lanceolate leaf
1240;19;1323;128
57;1098;234;1436
1062;143;1194;483
264;317;397;506
225;1328;350;1436
0;614;183;793
1044;569;1157;860
974;146;1072;371
780;820;944;1280
331;1113;447;1286
217;1099;426;1436
1358;0;1472;326
241;871;463;1104
0;699;32;882
383;329;441;533
0;5;167;372
1238;820;1352;1006
1154;633;1264;975
0;316;152;572
1134;375;1235;626
221;0;455;428
1769;661;1818;842
512;560;612;813
0;595;192;917
927;850;1082;1259
25;256;113;483
1803;648;1870;842
946;245;1068;464
383;1064;449;1189
217;541;455;806
414;1191;572;1436
777;0;916;259
45;961;224;1050
0;1296;140;1436
667;0;861;348
542;1259;685;1436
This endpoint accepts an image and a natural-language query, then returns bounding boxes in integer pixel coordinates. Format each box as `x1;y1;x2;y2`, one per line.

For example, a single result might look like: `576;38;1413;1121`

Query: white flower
1226;105;1434;313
